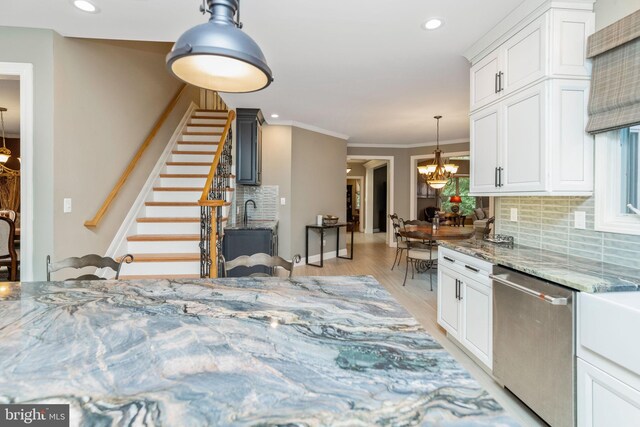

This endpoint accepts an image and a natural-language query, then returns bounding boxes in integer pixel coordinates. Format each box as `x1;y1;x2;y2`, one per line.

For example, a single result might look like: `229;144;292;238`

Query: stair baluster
199;112;234;278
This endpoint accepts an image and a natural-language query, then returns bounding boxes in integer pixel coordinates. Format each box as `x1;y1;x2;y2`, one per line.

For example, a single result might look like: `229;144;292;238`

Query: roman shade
586;9;640;134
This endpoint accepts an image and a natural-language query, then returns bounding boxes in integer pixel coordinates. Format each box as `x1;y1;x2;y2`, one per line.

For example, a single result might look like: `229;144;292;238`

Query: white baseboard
104;101;198;263
297;248;348;266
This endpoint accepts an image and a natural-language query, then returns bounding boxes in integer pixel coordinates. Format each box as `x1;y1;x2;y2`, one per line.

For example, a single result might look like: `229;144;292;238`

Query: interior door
470;49;501;111
470;105;500;194
502;81;547;192
437;266;461;339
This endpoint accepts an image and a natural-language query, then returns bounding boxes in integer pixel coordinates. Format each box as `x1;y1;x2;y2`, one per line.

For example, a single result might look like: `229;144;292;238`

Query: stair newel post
200;205;212;278
209;213;218;278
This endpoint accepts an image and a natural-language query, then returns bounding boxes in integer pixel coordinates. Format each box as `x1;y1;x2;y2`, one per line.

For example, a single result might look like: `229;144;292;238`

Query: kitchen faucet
244;199;256;225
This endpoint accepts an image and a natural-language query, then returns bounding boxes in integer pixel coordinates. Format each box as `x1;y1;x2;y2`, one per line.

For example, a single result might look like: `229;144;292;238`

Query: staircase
119;109;234;279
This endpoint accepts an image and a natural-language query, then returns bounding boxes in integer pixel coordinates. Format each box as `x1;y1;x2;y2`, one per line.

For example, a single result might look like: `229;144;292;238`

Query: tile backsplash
235;185;279;222
495;196;640;270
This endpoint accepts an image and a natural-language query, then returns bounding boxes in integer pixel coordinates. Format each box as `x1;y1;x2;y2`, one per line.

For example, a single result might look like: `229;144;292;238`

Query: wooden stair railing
85;84;188;228
198;110;235;278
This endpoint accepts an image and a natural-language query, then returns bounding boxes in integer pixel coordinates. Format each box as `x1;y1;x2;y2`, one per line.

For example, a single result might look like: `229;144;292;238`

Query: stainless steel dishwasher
491;266;576;427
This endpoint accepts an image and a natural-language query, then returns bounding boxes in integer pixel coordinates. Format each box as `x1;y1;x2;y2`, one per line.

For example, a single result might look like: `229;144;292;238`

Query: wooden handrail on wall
84;84;188;228
198;110;236;204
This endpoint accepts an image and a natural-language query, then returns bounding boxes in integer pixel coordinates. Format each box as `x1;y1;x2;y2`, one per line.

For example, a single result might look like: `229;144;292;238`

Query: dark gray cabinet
236;108;264;185
222;227;278;277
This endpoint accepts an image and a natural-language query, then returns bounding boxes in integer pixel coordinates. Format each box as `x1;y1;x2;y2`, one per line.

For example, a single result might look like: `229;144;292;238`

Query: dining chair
46;254;134;281
0;216;18;281
222;253;302;278
391;221;411;271
403;241;438;291
0;210;16;222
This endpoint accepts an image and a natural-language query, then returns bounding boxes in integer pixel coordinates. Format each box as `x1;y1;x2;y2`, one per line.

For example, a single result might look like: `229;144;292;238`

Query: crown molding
463;0;594;64
266;119;349;140
347;138;469;149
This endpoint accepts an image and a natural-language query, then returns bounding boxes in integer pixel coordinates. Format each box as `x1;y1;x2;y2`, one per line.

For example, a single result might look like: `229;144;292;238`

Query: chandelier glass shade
418;115;458;189
167;0;273;93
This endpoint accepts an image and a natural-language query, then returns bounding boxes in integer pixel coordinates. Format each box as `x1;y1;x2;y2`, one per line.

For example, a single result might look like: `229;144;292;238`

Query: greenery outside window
440;177;476;215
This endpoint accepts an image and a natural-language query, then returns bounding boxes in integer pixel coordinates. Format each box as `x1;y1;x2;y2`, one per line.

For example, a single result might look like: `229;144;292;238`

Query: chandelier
418;115;458;189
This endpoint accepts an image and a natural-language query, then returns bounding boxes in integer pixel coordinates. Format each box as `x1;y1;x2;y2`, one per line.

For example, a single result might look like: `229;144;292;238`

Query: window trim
594;130;640;235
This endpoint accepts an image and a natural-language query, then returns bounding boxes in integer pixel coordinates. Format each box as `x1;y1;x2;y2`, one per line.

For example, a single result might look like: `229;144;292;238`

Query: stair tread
187;123;226;127
172;150;216;155
195;109;228;112
137;216;228;223
137;217;200;223
145;201;199;206
165;162;211;166
159;174;208;178
183;131;224;135
128;234;200;241
120;275;202;279
177;141;218;145
125;253;201;261
153;186;204;190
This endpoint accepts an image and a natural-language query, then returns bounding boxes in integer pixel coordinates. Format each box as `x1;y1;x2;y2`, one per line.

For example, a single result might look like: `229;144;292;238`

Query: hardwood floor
297;232;545;427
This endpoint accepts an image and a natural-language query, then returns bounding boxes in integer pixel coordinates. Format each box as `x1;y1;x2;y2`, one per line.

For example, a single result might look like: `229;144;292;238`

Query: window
440;177;476;215
595;125;640;235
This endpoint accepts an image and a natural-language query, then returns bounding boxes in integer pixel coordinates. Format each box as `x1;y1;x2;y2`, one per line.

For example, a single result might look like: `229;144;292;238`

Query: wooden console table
305;222;354;267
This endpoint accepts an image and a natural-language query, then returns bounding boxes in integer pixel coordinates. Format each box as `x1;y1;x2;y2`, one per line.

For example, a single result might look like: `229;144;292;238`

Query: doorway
372;165;387;233
0;63;33;281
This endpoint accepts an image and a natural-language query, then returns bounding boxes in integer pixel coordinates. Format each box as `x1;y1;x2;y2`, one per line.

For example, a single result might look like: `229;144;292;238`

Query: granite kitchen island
0;276;518;426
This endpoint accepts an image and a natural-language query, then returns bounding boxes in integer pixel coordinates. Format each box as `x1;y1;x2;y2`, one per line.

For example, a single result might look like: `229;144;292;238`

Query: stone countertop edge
439;240;640;293
224;220;279;231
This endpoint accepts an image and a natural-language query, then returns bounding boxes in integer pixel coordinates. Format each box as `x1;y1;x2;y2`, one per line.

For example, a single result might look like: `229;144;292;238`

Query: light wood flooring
297;232;545;427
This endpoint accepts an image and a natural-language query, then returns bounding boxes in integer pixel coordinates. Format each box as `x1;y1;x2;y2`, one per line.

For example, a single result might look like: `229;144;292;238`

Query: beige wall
594;0;640;30
261;125;347;259
0;27;56;280
52;36;198;266
291;127;348;258
261;125;293;257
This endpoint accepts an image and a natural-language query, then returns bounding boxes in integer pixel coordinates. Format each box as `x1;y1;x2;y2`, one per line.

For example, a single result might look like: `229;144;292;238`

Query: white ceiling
0;79;20;136
0;0;525;146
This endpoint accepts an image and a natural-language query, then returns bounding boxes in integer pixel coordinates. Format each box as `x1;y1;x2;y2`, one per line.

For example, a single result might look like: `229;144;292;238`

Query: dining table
400;224;475;273
0;276;518;426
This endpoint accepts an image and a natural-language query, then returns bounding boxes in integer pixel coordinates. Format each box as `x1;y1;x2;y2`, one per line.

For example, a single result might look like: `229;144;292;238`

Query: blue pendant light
167;0;273;93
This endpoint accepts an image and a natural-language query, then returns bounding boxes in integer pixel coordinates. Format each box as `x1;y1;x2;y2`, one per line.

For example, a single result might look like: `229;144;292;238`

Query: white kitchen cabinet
501;82;547;192
437;266;461;339
577;359;640;427
437;248;493;370
470;50;501;111
577;292;640;427
470;105;500;192
470;78;592;195
459;276;492;368
468;4;594;196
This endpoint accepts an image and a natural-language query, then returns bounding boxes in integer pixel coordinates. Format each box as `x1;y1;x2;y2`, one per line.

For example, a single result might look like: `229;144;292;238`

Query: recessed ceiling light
72;0;99;13
271;114;279;118
423;18;443;30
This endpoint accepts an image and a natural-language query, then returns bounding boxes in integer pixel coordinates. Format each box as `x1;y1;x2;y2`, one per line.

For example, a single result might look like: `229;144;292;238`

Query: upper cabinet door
502;14;548;96
470;105;500;194
501;81;548;192
550;9;594;78
470;50;501;112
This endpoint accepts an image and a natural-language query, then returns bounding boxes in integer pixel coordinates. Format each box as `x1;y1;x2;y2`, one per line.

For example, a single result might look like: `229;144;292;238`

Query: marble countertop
0;276;518;426
224;220;278;231
440;240;640;293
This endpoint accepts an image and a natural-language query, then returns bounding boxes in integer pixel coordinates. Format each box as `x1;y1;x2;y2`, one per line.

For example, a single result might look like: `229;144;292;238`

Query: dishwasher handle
490;274;568;306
